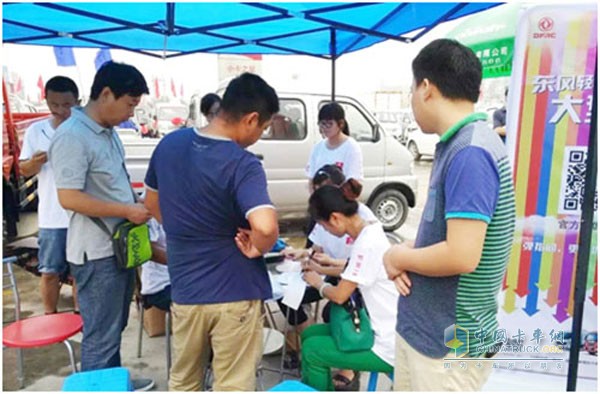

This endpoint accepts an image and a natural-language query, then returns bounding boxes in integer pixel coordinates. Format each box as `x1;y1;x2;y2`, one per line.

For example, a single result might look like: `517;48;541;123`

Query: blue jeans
38;228;68;275
70;256;135;371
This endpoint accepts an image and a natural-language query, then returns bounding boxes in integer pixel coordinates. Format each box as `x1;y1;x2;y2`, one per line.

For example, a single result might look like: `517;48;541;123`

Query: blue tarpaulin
3;2;501;59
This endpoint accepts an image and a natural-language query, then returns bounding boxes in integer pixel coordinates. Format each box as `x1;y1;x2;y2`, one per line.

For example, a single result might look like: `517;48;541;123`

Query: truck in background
2;79;49;239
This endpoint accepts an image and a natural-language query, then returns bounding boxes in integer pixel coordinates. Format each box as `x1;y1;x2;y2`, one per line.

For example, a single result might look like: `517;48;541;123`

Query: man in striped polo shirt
383;38;516;391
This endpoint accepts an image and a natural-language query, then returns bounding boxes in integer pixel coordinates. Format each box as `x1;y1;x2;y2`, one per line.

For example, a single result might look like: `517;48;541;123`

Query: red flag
171;78;177;97
15;77;22;94
154;78;160;98
244;54;262;61
37;75;45;100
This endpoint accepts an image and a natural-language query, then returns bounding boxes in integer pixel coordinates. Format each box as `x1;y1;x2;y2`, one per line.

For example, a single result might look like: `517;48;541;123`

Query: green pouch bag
112;221;152;270
91;218;152;270
329;297;374;352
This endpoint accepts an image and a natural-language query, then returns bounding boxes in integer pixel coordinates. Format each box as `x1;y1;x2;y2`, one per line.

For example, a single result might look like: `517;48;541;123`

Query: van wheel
408;141;421;160
369;189;409;231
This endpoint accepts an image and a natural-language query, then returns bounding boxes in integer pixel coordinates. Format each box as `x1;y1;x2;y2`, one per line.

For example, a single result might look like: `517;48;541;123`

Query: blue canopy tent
3;2;501;98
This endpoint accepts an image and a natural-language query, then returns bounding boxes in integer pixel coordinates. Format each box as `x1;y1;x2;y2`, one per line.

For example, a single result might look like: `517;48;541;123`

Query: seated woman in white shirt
278;164;376;377
300;185;408;391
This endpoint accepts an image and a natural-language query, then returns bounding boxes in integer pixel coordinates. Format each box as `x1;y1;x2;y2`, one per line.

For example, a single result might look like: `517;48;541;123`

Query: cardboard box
143;306;167;337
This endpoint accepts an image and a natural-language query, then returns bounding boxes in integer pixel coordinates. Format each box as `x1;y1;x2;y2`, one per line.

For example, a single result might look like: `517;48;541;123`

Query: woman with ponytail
278;164;375;376
299;185;409;391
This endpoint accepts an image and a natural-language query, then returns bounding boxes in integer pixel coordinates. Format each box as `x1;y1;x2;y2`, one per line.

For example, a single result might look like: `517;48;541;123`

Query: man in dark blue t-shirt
144;73;280;391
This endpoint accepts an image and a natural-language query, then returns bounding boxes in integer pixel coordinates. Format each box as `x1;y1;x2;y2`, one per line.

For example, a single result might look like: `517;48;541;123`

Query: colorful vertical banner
499;4;597;378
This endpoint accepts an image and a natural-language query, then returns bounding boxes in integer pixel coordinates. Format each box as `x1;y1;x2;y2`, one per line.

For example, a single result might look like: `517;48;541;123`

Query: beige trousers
394;333;494;391
168;300;263;391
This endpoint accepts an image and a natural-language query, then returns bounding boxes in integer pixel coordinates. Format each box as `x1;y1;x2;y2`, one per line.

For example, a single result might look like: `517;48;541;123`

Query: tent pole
566;59;597;392
330;28;336;101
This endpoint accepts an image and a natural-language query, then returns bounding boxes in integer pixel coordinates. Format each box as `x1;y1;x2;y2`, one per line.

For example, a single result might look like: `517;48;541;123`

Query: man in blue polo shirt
144;73;280;391
383;39;516;391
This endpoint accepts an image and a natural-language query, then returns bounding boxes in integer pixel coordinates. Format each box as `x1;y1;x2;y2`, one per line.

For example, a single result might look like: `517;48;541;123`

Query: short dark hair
45;76;79;99
318;102;349;136
309;185;359;222
412;39;482;103
200;93;221;116
89;61;149;100
220;73;279;124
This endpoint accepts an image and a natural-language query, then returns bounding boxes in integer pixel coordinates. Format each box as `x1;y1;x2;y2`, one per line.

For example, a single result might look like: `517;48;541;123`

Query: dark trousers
277;277;337;325
142;285;171;312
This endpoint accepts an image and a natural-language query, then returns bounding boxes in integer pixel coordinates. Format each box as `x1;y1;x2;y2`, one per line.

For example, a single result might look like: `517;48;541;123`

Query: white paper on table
275;259;302;273
268;272;285;301
281;271;307;310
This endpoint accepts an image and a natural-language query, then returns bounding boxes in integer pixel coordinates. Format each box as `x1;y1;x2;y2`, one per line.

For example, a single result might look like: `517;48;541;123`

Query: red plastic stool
3;312;83;388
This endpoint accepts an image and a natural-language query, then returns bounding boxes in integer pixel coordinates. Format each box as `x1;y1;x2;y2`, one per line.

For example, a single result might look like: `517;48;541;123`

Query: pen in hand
302;250;316;272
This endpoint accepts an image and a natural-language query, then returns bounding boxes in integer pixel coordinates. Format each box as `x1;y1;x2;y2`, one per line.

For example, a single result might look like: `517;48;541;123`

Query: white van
123;93;418;231
401;110;438;160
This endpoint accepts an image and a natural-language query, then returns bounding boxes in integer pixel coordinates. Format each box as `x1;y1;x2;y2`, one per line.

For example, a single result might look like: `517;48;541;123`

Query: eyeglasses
317;120;336;129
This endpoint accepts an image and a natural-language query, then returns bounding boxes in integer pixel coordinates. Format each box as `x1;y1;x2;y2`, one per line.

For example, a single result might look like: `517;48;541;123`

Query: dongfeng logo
538;17;554;31
534;17;556;39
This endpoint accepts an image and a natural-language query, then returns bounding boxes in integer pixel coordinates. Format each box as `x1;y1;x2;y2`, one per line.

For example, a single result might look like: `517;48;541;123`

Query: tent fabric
446;2;521;78
3;2;501;59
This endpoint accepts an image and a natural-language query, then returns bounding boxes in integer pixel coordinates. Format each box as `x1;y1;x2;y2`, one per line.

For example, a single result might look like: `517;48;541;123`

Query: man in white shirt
19;76;79;315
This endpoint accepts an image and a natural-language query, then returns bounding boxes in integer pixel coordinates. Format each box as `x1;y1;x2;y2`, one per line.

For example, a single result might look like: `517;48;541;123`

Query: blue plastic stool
62;367;132;391
268;380;317;391
367;371;394;391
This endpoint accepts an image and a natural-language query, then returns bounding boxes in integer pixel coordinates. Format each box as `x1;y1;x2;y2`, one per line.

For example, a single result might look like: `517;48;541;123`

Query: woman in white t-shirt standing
300;185;409;391
306;102;363;192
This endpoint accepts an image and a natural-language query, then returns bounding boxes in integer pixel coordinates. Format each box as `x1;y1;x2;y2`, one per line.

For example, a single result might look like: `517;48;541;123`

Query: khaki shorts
168;300;263;391
393;333;494;391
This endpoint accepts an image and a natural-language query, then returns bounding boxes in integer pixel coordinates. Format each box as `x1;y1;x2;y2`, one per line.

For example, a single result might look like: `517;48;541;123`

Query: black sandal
283;351;300;370
333;371;360;391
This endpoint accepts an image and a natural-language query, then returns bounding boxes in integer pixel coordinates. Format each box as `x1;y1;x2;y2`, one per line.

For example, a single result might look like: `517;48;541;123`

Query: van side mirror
372;125;381;143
